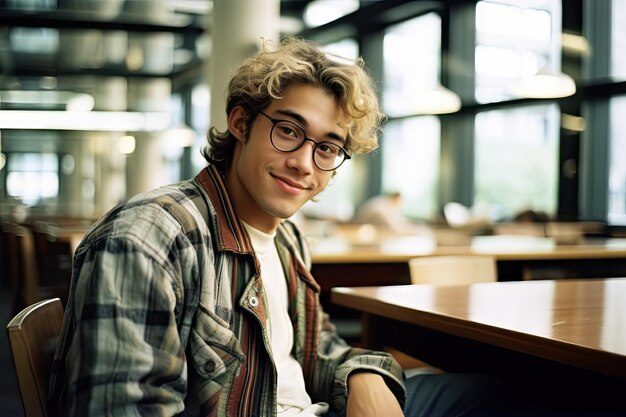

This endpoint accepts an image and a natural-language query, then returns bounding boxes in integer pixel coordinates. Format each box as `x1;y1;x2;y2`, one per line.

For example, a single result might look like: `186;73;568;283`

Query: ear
228;105;249;142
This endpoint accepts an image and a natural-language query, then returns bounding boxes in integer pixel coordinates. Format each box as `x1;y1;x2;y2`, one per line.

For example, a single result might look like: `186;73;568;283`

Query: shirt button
204;360;215;373
249;296;258;307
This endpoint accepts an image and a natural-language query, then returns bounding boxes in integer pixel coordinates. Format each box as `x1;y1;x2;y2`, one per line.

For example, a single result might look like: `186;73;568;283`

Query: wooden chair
7;298;63;417
409;255;497;286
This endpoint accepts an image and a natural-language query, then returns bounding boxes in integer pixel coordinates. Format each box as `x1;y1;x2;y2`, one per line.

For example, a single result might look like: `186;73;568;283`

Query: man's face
226;83;348;233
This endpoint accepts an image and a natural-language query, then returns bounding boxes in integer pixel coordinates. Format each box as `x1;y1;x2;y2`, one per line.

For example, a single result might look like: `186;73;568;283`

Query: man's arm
51;228;188;416
312;310;406;415
347;373;404;417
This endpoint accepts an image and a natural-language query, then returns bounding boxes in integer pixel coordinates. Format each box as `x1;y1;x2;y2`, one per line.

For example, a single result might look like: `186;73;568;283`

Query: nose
285;140;316;173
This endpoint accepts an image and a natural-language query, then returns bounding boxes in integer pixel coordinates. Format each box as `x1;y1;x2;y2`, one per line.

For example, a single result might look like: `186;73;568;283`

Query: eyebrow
273;109;347;145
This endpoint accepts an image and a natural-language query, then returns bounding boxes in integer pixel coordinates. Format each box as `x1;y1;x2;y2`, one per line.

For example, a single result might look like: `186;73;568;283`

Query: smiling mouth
272;174;308;195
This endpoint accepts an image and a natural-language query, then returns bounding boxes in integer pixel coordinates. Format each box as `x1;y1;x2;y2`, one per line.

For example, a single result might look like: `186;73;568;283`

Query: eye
279;126;296;136
316;143;341;158
275;122;302;140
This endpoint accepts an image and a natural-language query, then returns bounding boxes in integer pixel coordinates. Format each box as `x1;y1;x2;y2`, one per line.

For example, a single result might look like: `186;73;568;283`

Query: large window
475;0;559;103
383;13;441;116
472;0;561;221
382;118;440;220
611;0;626;80
609;96;626;225
6;152;59;206
381;13;442;220
580;1;626;226
474;105;559;220
607;2;626;226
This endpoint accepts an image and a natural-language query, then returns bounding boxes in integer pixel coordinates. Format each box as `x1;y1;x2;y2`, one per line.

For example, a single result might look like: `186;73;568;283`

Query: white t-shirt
243;222;329;417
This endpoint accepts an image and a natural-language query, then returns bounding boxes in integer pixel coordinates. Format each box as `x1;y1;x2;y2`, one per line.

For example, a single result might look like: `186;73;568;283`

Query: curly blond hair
204;37;384;171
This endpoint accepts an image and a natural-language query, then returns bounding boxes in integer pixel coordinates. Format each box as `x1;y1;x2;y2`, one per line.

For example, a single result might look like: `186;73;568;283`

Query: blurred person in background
353;191;421;235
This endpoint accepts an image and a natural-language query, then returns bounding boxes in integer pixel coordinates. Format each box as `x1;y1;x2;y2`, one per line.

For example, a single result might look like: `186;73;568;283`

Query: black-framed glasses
258;111;351;171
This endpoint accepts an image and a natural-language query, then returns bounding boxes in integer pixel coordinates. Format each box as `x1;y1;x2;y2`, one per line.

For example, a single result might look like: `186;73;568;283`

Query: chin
274;208;299;220
262;202;301;221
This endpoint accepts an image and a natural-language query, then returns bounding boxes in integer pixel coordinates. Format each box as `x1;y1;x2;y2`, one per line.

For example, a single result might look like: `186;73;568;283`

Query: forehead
267;84;349;133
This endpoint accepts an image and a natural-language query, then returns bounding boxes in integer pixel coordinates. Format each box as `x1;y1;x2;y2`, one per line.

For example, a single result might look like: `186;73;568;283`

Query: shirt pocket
190;303;244;382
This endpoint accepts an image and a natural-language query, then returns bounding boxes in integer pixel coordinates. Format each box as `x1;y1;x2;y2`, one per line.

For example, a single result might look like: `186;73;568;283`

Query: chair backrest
409;255;497;286
7;298;63;417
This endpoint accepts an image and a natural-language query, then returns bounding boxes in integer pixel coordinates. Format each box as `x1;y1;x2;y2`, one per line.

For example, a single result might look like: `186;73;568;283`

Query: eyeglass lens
271;120;345;170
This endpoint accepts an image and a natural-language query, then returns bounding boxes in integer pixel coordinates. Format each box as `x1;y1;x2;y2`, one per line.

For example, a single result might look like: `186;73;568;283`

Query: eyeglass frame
257;111;351;171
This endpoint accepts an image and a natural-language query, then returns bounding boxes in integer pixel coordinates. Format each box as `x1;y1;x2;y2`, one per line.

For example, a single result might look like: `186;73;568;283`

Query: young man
48;38;496;417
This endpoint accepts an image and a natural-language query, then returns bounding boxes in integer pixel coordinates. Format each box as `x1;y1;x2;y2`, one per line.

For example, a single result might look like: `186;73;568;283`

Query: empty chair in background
409;255;497;286
395;255;497;371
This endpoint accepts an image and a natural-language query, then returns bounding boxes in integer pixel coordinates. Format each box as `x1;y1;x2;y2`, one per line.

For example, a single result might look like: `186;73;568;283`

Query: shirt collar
194;164;254;254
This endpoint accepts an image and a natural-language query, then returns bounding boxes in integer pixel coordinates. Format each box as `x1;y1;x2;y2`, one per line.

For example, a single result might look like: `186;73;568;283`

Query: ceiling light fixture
303;0;359;27
509;66;576;99
561;32;590;57
0;90;95;110
412;84;462;115
0;110;171;131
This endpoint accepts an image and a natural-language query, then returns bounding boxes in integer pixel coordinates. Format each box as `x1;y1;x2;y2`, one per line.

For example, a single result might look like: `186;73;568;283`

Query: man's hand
346;372;404;417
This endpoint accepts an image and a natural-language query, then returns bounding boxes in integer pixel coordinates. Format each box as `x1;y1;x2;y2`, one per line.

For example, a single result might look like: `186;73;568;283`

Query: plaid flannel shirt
48;165;405;417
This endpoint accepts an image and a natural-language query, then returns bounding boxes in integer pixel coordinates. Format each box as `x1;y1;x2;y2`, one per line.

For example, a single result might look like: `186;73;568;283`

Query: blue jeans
403;373;500;417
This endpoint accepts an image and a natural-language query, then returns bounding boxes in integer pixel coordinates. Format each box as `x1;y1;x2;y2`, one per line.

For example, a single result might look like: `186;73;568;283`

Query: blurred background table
311;234;626;288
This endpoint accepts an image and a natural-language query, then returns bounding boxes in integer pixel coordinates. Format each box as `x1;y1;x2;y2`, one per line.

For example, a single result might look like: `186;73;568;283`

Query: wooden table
331;278;626;379
332;278;626;412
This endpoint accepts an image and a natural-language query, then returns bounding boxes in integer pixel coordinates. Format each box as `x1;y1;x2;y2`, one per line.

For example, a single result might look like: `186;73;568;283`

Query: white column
208;0;280;132
93;133;127;215
125;131;169;197
59;133;90;217
124;69;173;197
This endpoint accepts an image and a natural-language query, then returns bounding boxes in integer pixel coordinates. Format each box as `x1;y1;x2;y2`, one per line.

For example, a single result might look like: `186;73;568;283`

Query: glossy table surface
312;235;626;263
331;278;626;378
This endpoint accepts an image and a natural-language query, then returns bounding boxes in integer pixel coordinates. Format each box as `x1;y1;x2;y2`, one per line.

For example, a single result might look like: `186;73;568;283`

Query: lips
272;174;309;196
